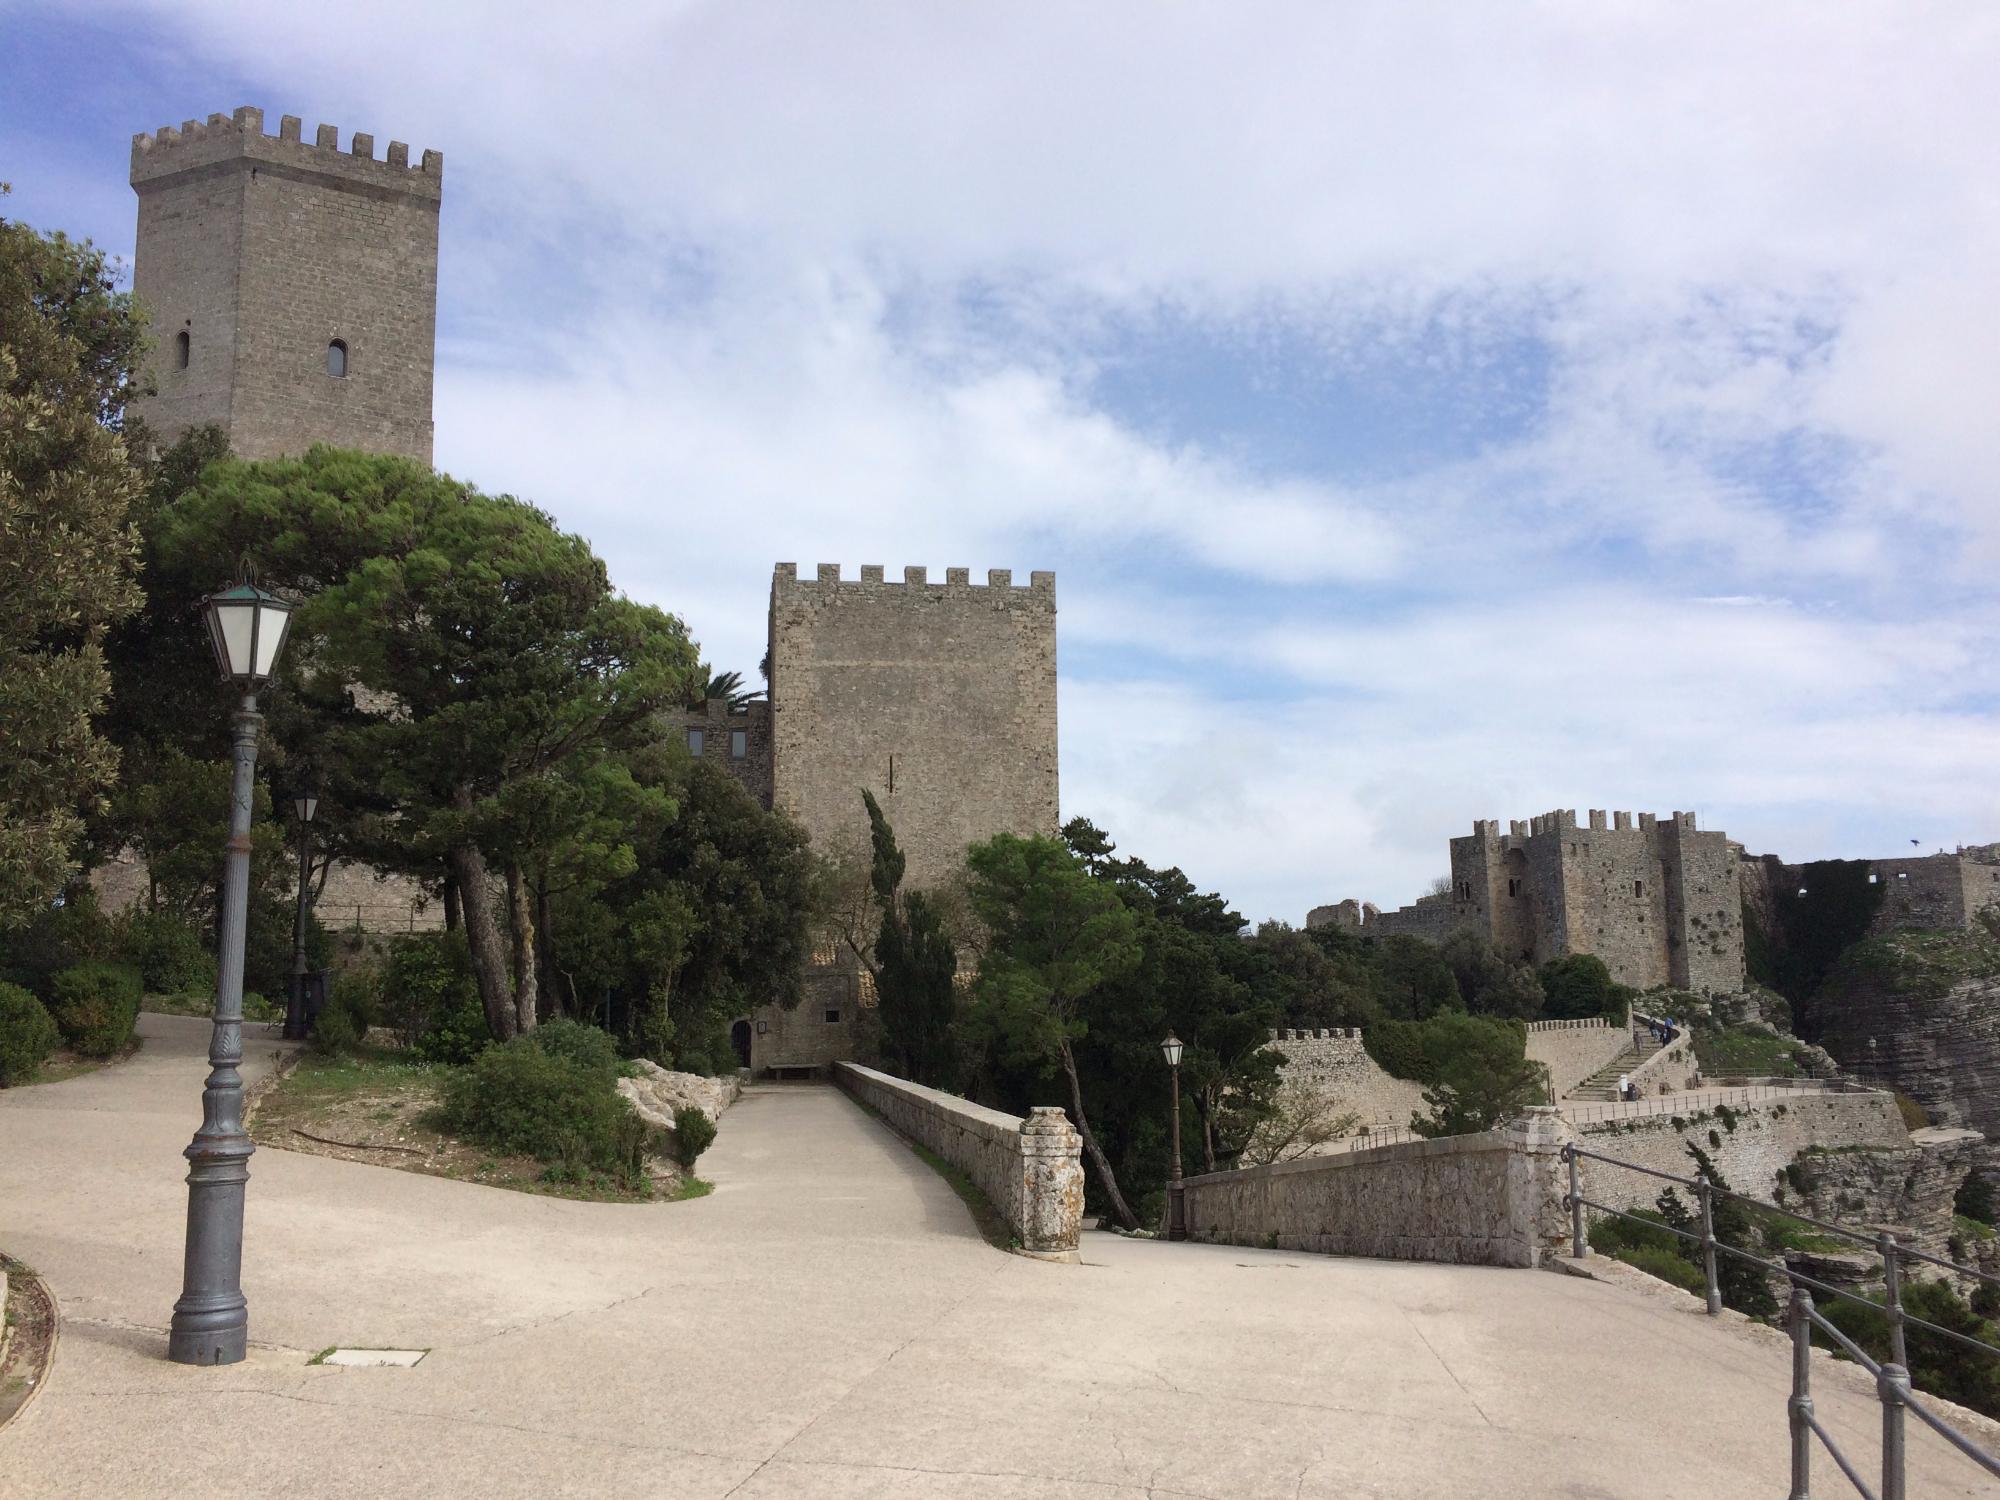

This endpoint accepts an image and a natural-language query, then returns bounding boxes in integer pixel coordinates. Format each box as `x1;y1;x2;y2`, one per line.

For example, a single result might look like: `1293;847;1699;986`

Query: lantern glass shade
201;583;295;684
1160;1033;1184;1068
294;795;318;823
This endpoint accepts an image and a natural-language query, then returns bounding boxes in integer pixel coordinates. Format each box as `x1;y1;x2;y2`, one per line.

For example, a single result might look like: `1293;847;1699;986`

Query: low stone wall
1576;1091;1910;1216
834;1062;1083;1261
1525;1017;1630;1099
1182;1108;1574;1268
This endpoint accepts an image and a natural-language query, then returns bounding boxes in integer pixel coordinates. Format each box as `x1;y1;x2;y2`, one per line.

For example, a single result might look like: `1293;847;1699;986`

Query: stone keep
129;106;441;464
1313;809;1745;992
768;565;1059;890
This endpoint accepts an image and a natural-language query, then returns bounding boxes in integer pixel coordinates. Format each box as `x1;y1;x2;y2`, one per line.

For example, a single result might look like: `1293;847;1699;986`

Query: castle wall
1325;810;1748;994
1263;1028;1431;1129
682;699;773;808
1526;1017;1634;1100
768;564;1057;891
130;106;440;463
1574;1091;1910;1217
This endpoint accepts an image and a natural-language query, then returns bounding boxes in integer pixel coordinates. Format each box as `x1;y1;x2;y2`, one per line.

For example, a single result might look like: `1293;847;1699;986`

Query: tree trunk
1199;1087;1219;1173
450;840;516;1040
443;873;461;933
505;861;539;1035
533;870;561;1019
1059;1038;1140;1230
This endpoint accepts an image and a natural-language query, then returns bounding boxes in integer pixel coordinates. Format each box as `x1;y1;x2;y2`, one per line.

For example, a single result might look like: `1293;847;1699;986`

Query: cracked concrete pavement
0;1012;1990;1497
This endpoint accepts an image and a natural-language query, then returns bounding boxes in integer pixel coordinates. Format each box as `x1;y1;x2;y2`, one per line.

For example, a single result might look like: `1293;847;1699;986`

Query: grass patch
671;1176;714;1201
21;1035;143;1086
144;990;282;1022
306;1346;337;1366
1956;1213;1997;1242
1694;1027;1802;1078
1617;1244;1709;1295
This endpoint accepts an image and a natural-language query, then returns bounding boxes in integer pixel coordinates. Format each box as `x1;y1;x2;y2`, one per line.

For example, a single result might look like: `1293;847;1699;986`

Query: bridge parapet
834;1062;1083;1261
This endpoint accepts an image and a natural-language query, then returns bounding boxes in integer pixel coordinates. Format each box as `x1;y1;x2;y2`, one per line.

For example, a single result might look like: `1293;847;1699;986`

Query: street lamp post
283;790;318;1041
1161;1032;1187;1242
168;582;294;1366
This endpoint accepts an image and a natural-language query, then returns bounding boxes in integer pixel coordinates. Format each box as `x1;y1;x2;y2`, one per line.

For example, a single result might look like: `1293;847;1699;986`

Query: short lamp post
282;789;319;1042
1161;1032;1187;1242
169;582;294;1366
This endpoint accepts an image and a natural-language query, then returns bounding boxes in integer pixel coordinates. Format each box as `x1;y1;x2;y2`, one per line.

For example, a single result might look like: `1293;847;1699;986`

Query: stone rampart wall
1574;1091;1908;1216
1182;1109;1573;1268
1269;1020;1636;1128
1524;1017;1631;1100
834;1062;1082;1259
1263;1029;1428;1127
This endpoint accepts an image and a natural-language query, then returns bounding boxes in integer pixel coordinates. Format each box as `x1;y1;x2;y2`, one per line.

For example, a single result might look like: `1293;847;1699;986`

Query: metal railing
1560;1078;1872;1125
1561;1142;2000;1496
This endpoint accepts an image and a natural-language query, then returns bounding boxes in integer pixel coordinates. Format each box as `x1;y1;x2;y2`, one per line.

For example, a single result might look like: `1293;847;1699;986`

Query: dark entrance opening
730;1019;752;1069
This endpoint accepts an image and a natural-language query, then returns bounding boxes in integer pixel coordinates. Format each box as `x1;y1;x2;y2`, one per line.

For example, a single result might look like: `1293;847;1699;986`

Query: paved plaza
0;1013;1987;1498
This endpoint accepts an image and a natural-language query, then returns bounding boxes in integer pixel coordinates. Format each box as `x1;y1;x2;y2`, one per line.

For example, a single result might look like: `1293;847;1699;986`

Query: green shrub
0;890;115;998
1539;953;1634;1019
1957;1172;1997;1227
308;992;359;1056
1618;1244;1709;1295
0;982;60;1084
120;909;215;994
1363;1017;1431;1081
440;1040;648;1183
242;990;278;1022
328;966;381;1031
1588;1208;1686;1260
48;962;142;1057
530;1018;621;1082
1894;1092;1930;1132
672;1105;717;1168
384;933;487;1063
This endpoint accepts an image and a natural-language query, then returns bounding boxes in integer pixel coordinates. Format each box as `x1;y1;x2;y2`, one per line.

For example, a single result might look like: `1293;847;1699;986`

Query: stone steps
1566;1034;1665;1100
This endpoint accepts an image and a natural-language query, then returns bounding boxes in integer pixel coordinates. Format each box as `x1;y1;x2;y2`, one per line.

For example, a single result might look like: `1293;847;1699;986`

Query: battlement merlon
131;105;442;200
771;562;1056;603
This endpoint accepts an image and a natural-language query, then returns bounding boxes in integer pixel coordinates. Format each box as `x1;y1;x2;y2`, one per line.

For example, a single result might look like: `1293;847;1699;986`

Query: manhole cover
313;1348;428;1368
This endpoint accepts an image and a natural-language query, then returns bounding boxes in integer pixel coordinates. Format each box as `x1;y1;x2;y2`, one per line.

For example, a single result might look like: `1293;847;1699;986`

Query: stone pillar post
1503;1105;1576;1268
1017;1107;1084;1262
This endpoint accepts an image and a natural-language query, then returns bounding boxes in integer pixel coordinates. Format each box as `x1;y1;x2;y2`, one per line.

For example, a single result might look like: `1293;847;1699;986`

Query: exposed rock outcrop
1810;928;2000;1138
1789;1126;1985;1254
618;1060;741;1136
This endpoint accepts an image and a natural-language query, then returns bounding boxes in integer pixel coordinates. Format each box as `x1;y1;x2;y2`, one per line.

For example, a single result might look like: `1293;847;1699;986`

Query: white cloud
30;0;2000;917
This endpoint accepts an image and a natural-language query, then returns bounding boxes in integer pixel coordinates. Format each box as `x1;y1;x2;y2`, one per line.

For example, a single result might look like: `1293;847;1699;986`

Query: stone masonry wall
1525;1017;1633;1099
1264;1029;1429;1128
1575;1091;1909;1216
131;106;440;463
743;964;865;1075
1182;1108;1574;1267
1313;809;1746;993
1268;1019;1632;1132
682;699;773;808
769;565;1057;892
834;1061;1083;1259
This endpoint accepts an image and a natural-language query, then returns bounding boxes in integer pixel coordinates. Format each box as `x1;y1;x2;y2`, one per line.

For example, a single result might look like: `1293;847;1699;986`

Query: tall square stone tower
768;564;1059;890
128;106;441;463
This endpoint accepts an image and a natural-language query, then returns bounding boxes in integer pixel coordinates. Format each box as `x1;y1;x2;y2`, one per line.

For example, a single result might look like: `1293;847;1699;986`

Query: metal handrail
1562;1142;2000;1497
1560;1079;1866;1124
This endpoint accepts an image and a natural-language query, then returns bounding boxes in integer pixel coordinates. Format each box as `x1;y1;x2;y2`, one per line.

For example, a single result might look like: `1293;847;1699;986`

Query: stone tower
128;106;441;463
768;564;1059;889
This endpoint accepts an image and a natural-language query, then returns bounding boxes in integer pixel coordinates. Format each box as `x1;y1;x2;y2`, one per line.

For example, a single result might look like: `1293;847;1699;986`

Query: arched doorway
730;1019;752;1070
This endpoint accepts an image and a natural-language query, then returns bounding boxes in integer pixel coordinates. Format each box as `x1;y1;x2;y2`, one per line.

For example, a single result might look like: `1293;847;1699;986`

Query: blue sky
6;2;1997;922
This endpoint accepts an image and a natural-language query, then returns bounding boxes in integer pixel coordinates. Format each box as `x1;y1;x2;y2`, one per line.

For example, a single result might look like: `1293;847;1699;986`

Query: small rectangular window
824;1007;841;1024
1634;880;1644;897
687;728;704;757
730;729;747;759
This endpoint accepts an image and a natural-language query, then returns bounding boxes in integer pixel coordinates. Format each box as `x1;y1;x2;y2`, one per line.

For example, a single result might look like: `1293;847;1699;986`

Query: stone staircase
1566;1031;1665;1101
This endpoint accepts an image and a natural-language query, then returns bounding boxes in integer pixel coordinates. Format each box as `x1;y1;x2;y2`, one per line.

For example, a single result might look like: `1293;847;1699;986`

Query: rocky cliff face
1810;928;2000;1139
1790;1127;1985;1252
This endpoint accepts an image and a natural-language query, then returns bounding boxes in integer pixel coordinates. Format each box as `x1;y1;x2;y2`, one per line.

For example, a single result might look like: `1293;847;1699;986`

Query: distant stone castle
118;107;1060;1073
1312;810;2000;995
